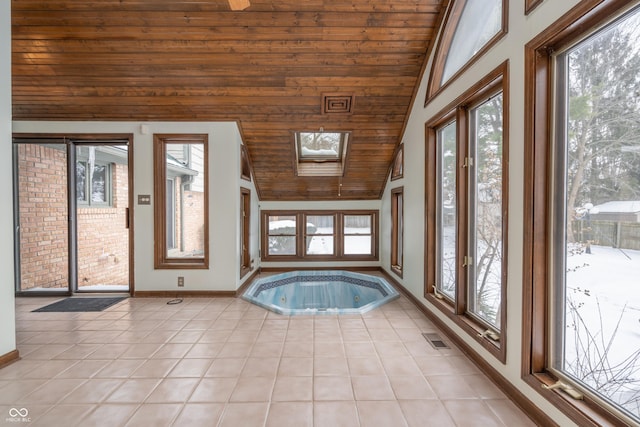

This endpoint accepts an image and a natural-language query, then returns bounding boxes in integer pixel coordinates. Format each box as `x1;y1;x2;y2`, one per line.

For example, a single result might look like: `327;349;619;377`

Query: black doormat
33;297;127;312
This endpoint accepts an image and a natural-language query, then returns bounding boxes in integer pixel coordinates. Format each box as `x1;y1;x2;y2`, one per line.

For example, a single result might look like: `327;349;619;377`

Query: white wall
0;0;16;358
12;121;249;292
379;0;585;425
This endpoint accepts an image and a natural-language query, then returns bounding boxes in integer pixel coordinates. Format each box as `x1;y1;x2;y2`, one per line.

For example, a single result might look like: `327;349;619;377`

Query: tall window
426;62;508;362
525;2;640;425
391;187;404;277
468;94;505;329
435;121;457;300
240;188;251;278
426;0;507;102
154;134;208;269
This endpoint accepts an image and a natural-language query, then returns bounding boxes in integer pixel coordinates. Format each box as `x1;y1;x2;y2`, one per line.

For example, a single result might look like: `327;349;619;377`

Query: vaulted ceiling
12;0;446;200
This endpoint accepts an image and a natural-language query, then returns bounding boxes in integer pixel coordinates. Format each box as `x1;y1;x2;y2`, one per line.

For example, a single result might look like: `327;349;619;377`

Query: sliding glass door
14;138;131;295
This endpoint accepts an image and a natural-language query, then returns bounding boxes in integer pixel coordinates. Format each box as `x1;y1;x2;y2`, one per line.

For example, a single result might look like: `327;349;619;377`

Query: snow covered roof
166;153;199;176
269;220;296;231
592;201;640;214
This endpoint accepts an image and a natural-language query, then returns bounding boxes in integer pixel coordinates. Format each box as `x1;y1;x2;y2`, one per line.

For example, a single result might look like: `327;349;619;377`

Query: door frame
13;133;135;296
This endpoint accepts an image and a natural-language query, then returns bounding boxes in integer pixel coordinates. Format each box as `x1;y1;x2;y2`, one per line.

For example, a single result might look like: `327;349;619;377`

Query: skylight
296;132;345;162
295;131;349;176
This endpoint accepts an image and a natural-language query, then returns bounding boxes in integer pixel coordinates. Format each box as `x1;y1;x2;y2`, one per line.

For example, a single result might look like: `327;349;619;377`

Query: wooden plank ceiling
12;0;445;200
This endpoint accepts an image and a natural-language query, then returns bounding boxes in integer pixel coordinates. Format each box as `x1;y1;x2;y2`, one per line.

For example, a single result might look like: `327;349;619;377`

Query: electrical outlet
177;276;184;287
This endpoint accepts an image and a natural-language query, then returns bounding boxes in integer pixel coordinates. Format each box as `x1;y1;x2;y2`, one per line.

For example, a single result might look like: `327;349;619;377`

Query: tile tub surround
1;296;537;427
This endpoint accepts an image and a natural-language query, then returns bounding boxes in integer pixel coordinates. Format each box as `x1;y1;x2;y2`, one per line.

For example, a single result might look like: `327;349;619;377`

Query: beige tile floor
1;294;537;427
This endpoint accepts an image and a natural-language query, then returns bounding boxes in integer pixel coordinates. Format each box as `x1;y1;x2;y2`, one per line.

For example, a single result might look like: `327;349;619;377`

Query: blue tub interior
242;270;399;315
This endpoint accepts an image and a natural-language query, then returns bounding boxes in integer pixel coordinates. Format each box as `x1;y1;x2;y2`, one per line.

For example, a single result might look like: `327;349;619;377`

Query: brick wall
181;190;205;254
168;176;205;256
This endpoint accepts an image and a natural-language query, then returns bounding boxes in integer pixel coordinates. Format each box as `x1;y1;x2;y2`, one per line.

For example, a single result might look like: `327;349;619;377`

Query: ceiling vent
322;94;354;114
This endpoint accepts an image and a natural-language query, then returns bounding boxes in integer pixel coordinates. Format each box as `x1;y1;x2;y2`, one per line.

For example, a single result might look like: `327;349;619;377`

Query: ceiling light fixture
228;0;250;11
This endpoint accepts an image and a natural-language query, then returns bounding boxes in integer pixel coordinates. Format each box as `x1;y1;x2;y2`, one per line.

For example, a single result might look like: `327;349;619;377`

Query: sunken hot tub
242;270;399;315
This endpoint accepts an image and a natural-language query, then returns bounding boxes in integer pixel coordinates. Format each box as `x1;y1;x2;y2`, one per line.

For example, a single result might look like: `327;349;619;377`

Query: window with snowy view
551;5;640;422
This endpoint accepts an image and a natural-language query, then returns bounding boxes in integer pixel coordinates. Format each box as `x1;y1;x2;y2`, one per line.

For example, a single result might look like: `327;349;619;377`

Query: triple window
262;210;377;261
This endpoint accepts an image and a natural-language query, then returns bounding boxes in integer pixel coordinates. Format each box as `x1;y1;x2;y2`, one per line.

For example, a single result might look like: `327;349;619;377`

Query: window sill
391;265;403;278
154;259;208;270
261;255;378;262
425;292;505;363
522;372;631;427
240;266;252;279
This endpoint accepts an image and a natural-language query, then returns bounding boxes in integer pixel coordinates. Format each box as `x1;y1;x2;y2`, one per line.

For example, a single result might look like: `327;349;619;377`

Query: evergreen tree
566;20;640;241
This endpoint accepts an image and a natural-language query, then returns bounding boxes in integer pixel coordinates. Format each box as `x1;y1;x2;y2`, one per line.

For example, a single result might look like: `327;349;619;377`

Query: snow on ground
307;227;371;255
566;244;640;355
565;244;640;413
